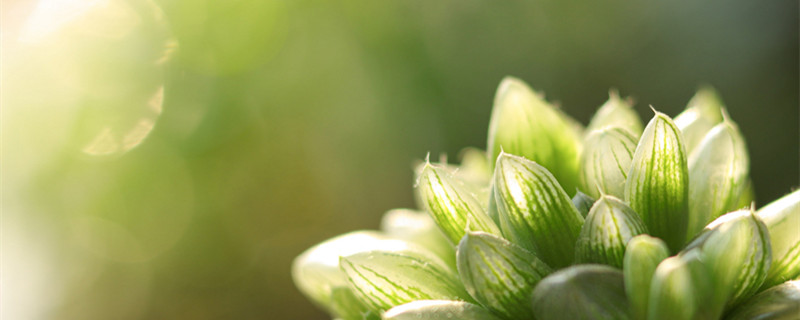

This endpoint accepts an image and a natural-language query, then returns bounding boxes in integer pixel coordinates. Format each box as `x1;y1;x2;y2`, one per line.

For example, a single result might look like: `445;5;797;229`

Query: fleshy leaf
493;153;585;268
623;235;670;320
486;76;581;193
572;190;596;218
340;250;471;313
757;190;800;288
531;264;630;320
580;127;638;199
674;87;724;155
726;280;800;320
586;90;643;138
416;162;501;245
687;117;749;238
380;208;456;268
329;286;380;320
682;209;772;308
456;232;552;320
646;254;712;320
625;111;689;253
382;300;503;320
292;231;434;314
575;195;648;268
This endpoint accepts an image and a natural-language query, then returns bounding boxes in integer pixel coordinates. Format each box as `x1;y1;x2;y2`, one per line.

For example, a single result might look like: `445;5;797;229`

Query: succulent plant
292;77;800;320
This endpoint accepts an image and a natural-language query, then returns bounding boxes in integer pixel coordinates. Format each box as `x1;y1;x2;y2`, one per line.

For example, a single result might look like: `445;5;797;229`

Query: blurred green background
2;0;797;319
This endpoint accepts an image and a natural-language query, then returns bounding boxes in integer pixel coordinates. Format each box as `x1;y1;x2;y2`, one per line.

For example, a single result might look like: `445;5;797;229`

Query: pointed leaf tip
416;163;500;245
625;112;689;253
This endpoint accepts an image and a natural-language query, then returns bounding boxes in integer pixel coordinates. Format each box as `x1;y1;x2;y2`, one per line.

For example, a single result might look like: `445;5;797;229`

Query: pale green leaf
456;232;552;319
625;111;689;252
493;152;584;268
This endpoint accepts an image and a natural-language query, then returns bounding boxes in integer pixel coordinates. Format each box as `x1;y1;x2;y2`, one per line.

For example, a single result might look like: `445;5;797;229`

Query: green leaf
736;179;756;209
756;190;800;289
340;250;471;313
416;162;501;245
726;280;800;320
380;208;456;268
493;152;585;268
572;190;596;218
575;195;648;268
673;86;724;155
625;111;689;253
580;127;638;199
456;232;552;320
382;300;503;320
687;117;749;239
531;264;630;320
329;286;380;320
487;76;581;193
682;209;772;308
646;254;712;320
292;231;435;313
586;90;643;138
623;235;670;320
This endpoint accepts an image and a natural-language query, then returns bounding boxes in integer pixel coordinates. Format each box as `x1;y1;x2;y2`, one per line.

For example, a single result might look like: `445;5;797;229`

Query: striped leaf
682;209;772;309
625;111;689;253
623;235;670;320
687;118;749;239
340;250;471;313
575;195;648;268
416;163;501;245
756;190;800;288
674;87;724;155
456;232;552;320
382;300;503;320
580;127;638;199
531;264;630;320
493;152;585;268
487;76;581;193
586;90;643;138
726;280;800;320
292;231;435;313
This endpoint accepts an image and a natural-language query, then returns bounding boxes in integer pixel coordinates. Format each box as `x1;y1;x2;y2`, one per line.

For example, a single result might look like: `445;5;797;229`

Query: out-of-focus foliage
1;0;797;319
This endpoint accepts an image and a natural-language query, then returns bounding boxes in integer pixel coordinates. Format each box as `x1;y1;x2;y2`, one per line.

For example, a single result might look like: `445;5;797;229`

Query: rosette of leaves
293;77;800;320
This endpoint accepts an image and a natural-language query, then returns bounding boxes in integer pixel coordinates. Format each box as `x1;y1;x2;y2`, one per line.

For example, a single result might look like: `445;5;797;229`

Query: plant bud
487;76;581;193
682;209;771;308
575;195;648;268
340;250;471;313
292;231;434;315
382;300;502;320
726;280;800;320
756;189;800;288
674;87;724;154
456;232;552;319
586;90;643;138
580;127;638;199
416;163;501;245
493;153;584;268
687;117;749;238
531;264;630;320
623;235;670;320
625;111;689;252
